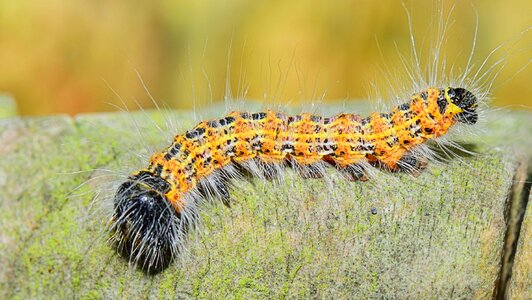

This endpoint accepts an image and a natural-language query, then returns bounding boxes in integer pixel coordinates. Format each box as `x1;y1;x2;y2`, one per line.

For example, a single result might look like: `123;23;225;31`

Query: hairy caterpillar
112;86;478;273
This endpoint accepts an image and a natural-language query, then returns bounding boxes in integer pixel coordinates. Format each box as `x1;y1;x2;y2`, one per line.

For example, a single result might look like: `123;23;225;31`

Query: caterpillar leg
341;164;369;182
235;158;282;182
197;175;232;207
216;179;232;207
290;161;325;179
326;161;368;182
396;154;428;176
256;160;282;181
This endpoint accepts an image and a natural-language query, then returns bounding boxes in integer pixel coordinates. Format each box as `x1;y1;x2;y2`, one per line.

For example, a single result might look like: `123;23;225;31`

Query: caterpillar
111;86;478;273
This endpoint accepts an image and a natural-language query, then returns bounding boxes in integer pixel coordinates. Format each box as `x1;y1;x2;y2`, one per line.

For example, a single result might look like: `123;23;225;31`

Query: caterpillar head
112;171;180;274
445;87;478;124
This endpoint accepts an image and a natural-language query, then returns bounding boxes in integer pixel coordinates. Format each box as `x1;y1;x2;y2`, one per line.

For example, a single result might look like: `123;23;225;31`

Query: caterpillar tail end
111;174;182;274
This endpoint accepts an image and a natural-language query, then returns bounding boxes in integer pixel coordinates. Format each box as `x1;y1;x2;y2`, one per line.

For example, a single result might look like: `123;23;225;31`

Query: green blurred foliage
0;0;529;116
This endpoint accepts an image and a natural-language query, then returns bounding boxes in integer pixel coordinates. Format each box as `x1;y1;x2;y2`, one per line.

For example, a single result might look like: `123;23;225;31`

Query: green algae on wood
0;107;530;299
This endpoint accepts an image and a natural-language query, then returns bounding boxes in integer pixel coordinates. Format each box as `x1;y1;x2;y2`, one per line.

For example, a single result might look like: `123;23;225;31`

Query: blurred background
0;0;530;116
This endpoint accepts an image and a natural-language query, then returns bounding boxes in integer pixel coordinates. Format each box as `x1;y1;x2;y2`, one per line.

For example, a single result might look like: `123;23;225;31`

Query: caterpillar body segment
112;86;478;273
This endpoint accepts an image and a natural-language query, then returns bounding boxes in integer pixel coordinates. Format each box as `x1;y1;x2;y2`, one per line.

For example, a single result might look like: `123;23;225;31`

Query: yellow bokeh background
0;0;530;116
